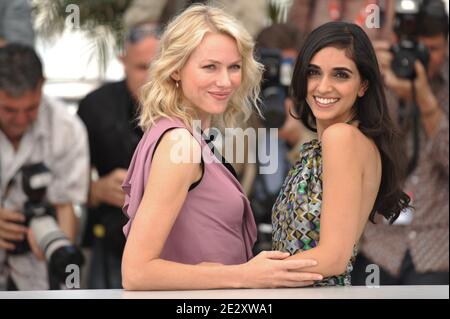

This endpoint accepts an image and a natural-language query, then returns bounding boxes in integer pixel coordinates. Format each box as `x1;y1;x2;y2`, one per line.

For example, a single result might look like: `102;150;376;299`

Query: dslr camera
258;48;294;128
391;0;432;79
10;163;84;286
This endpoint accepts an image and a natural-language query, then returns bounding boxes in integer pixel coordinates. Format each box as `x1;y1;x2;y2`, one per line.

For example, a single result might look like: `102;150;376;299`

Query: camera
10;163;84;285
258;48;294;128
391;0;430;79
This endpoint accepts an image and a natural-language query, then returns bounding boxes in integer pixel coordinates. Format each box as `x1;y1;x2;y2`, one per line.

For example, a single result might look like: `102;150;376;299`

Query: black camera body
391;0;431;79
258;48;294;129
9;163;84;285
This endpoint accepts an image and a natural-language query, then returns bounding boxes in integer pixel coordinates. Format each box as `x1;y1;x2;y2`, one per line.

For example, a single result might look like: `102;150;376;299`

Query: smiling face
172;32;242;127
306;46;367;127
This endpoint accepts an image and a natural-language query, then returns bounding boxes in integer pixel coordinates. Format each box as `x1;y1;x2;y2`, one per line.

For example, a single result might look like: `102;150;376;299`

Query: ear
171;70;181;82
358;80;369;97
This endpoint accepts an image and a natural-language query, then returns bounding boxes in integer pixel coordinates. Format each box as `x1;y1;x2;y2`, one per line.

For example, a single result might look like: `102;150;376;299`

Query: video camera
258;48;295;129
391;0;442;79
10;163;84;287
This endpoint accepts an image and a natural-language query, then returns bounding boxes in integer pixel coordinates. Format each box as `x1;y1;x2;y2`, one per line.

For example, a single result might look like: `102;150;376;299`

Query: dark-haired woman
272;21;411;286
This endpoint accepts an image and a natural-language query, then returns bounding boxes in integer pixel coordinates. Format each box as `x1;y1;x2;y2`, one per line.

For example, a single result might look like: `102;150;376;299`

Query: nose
216;69;231;88
316;75;333;94
14;112;28;125
13;111;30;127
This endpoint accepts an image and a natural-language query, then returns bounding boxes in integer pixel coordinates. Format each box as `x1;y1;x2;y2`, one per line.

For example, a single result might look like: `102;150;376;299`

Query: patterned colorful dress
272;139;357;286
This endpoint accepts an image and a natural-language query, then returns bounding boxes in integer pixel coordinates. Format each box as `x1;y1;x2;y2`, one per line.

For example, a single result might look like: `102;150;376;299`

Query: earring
176;81;179;88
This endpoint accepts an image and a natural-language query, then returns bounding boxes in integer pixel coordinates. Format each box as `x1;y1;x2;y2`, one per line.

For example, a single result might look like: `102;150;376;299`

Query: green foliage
267;1;282;24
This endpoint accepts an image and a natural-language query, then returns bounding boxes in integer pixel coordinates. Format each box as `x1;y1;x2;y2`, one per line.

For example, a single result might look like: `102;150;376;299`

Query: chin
311;110;338;122
210;105;228;115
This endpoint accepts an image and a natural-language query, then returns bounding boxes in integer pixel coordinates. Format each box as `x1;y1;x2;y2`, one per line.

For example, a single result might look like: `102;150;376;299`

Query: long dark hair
291;22;410;224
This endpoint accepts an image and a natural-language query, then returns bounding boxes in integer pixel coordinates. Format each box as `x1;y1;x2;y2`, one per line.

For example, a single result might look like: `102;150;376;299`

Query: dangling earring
176;81;179;88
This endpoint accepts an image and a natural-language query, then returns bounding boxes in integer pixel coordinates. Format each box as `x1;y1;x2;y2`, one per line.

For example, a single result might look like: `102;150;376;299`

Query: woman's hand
238;251;323;288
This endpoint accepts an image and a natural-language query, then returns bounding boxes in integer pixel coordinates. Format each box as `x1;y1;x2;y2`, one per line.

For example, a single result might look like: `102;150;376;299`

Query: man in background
353;0;448;285
0;43;88;290
77;24;160;289
0;0;34;47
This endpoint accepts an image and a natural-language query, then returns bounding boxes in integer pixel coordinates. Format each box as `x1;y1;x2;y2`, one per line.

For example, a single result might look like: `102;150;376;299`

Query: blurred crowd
0;0;448;290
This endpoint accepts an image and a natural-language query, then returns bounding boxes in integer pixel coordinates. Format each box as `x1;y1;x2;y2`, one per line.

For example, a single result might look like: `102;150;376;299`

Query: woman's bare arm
287;124;367;278
122;128;322;290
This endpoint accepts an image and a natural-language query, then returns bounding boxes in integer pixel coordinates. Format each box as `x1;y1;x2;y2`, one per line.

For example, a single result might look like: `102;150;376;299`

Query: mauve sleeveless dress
122;117;257;265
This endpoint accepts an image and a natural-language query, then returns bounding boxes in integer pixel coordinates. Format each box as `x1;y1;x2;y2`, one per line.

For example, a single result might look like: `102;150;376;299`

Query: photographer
353;0;448;285
256;23;316;162
77;23;159;289
0;44;89;290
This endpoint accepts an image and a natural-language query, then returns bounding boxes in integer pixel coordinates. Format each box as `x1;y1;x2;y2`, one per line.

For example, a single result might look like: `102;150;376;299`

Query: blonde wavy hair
139;4;264;131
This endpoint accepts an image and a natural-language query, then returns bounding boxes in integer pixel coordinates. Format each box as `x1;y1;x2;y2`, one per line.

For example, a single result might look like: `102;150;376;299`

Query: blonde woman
120;5;323;290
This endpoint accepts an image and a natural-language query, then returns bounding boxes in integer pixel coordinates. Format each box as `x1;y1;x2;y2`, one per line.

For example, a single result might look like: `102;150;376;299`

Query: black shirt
78;80;143;175
77;80;143;252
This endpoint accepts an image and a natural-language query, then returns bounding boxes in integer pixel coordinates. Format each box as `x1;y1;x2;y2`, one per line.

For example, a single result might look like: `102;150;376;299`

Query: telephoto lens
21;163;84;286
30;213;84;283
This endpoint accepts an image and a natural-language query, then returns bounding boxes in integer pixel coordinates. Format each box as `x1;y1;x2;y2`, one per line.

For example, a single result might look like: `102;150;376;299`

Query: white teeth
315;97;339;105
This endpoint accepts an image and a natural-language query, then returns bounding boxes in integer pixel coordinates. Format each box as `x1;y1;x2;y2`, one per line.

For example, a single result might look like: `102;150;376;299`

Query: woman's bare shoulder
322;122;361;151
322;123;380;166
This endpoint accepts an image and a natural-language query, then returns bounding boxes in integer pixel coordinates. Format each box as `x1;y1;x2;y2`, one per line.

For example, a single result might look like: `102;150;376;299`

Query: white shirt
0;96;89;290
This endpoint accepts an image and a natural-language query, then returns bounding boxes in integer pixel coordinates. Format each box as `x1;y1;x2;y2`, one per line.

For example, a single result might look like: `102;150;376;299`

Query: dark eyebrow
25;103;39;111
308;64;353;74
333;67;353;74
1;105;15;111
